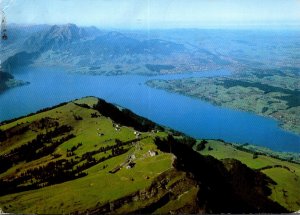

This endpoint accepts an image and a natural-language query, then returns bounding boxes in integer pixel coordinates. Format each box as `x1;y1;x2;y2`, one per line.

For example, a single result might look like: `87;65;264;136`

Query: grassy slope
196;140;300;211
0;97;184;214
0;97;299;213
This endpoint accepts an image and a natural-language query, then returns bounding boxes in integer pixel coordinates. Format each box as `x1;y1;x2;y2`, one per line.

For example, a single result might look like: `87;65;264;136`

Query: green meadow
0;97;194;214
0;97;299;213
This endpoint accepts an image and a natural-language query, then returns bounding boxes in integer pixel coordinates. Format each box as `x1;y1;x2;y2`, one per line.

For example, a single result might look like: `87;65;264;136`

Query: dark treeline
0;137;134;196
22;159;85;185
195;139;208;151
219;79;300;107
67;142;83;156
75;147;129;174
0;179;37;196
73;114;83;120
73;102;91;109
258;165;291;172
91;112;101;118
31;117;59;129
81;138;141;161
154;135;288;213
0;158;86;196
0;125;74;174
93;99;163;132
0;117;59;142
0;128;7;141
232;143;300;165
75;138;135;175
1;124;29;140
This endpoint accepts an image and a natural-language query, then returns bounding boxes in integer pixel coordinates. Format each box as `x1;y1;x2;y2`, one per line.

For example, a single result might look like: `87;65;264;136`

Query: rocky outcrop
87;169;198;214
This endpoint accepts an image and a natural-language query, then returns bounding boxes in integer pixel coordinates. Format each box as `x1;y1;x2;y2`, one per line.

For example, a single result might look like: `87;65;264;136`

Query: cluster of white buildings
134;131;141;139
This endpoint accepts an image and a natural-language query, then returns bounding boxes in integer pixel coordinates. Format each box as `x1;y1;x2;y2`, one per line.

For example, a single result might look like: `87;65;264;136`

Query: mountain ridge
0;96;297;214
2;23;226;76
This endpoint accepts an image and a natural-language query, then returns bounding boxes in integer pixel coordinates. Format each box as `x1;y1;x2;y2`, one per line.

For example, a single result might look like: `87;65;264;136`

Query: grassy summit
0;97;298;213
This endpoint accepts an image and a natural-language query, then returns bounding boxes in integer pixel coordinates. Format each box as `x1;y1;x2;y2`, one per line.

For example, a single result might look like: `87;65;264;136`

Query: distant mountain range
24;24;102;52
2;24;228;75
2;24;299;75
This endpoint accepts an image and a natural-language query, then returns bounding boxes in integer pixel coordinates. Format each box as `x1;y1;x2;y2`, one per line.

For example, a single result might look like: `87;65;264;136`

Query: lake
0;66;299;152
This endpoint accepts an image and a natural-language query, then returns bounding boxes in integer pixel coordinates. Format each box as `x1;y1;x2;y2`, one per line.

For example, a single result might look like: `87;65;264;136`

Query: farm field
147;68;300;134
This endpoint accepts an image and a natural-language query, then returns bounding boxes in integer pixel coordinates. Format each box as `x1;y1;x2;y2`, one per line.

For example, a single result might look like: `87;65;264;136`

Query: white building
149;150;157;157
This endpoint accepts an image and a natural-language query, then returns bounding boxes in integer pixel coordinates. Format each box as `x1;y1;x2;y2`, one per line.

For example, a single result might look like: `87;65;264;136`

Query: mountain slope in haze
24;23;96;52
2;24;227;75
0;97;297;214
2;25;299;77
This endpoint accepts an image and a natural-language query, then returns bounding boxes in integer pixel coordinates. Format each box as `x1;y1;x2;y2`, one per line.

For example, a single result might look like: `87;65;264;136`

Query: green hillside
196;139;300;211
0;97;298;214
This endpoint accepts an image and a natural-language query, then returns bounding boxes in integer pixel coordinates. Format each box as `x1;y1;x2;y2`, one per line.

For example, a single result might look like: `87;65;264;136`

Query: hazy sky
1;0;300;28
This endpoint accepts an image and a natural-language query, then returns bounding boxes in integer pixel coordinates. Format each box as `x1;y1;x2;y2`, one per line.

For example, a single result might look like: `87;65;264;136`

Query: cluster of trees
0;178;37;196
93;99;163;132
66;142;82;157
22;159;86;185
75;155;110;173
0;158;87;196
73;102;91;109
0;136;134;196
91;112;101;118
0;125;74;174
32;117;59;129
232;143;298;163
80;138;138;161
0;129;6;141
0;156;13;174
11;125;74;161
2;124;29;140
73;114;83;120
196;140;208;151
76;139;133;173
34;134;75;159
112;146;127;156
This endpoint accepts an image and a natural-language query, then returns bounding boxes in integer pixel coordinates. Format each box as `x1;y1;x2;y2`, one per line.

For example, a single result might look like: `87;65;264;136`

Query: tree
200;139;208;144
196;142;205;151
253;152;258;159
0;129;7;142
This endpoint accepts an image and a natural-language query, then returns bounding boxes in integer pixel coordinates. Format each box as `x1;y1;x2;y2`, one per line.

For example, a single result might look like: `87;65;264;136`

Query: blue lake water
0;66;299;152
